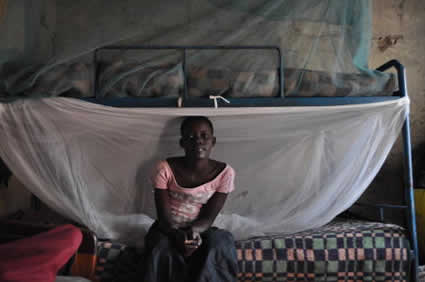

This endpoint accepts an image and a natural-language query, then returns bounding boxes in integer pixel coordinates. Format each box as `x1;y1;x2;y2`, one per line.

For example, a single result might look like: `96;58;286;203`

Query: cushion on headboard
187;67;396;98
231;70;279;97
284;68;396;97
187;67;278;98
187;67;232;97
97;61;183;98
2;62;395;99
4;63;94;98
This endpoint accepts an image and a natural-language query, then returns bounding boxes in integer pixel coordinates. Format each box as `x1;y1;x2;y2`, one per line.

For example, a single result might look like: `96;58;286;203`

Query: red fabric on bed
0;224;82;282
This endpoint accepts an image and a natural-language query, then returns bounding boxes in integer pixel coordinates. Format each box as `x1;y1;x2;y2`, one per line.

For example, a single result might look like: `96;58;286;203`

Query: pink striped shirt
151;160;235;228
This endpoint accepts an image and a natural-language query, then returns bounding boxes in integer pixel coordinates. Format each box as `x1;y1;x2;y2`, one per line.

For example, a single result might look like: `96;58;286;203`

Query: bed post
376;60;419;281
398;61;419;282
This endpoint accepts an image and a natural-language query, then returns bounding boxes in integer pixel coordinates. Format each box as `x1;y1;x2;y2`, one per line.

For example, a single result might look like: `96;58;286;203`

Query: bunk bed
0;45;419;282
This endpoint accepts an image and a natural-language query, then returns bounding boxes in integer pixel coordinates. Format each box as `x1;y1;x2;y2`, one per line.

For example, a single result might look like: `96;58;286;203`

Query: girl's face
180;120;216;160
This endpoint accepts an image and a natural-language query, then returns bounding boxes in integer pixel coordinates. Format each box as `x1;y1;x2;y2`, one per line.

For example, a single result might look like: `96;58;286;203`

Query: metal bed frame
85;45;418;281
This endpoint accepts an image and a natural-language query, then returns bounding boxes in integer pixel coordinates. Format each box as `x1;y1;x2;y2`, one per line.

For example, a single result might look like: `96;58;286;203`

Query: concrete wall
360;0;425;211
372;0;425;161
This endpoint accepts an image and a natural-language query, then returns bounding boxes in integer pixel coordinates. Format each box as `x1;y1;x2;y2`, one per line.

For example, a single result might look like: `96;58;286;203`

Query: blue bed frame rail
349;60;418;282
379;60;418;281
87;46;418;281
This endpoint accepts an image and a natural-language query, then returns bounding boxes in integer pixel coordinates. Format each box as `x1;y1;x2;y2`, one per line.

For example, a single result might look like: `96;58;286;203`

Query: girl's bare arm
154;189;178;234
190;192;228;234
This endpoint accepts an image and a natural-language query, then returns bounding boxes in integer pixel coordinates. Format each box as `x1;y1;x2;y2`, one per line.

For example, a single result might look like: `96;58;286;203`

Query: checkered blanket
95;220;411;282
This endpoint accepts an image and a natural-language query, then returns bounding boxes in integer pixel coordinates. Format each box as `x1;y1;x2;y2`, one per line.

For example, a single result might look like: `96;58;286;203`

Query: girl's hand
183;242;199;257
183;230;202;257
173;228;201;257
192;231;202;247
184;231;202;247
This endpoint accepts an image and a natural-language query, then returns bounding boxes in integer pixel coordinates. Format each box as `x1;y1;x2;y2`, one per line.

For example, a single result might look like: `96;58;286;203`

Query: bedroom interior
1;1;425;281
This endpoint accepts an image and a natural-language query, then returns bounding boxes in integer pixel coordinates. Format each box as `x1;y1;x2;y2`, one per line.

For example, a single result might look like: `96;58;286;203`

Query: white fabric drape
0;97;408;244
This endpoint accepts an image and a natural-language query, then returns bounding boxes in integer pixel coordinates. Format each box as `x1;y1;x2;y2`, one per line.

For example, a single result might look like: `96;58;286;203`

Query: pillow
7;63;94;98
98;61;183;98
0;224;83;282
230;70;279;97
187;68;279;98
284;68;396;97
187;67;231;97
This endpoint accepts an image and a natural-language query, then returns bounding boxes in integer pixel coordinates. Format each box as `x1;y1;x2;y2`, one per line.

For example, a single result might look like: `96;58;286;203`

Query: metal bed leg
398;62;419;282
377;60;419;281
403;116;419;282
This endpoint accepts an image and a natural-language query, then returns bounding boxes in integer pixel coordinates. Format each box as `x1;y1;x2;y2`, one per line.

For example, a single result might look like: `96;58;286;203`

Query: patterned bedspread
95;219;411;282
236;220;410;282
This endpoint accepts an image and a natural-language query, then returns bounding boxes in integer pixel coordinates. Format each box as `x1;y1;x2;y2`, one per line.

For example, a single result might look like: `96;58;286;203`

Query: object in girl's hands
184;238;201;246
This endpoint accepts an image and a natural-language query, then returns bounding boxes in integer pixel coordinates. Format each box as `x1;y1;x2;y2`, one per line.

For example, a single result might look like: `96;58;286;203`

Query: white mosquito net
0;97;408;243
0;0;409;244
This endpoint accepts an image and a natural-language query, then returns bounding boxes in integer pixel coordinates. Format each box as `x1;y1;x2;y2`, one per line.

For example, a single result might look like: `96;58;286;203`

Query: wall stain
377;35;404;52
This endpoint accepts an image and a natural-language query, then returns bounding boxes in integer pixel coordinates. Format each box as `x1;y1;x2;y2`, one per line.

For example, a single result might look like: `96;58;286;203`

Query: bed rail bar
370;59;418;281
376;59;406;97
353;202;407;222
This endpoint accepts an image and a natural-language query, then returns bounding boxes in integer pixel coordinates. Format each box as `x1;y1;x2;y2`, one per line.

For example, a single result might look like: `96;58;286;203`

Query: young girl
143;116;238;282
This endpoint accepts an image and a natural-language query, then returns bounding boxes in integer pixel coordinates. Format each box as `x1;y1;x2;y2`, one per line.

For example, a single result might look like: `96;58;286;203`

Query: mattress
94;219;411;282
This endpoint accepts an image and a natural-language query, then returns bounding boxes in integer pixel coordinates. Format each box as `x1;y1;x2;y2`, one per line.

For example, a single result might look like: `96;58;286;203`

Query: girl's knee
204;229;235;249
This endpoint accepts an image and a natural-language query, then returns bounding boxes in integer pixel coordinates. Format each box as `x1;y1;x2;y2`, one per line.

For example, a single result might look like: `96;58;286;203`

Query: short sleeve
216;165;235;194
150;161;171;189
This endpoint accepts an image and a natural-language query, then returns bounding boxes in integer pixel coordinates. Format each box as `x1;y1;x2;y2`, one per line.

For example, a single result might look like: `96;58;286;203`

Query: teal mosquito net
0;0;393;100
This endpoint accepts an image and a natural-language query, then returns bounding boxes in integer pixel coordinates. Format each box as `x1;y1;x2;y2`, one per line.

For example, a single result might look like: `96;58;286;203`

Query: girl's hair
180;116;214;136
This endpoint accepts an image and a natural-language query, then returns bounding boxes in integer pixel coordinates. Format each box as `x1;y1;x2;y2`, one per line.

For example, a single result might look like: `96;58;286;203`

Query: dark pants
143;222;238;282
